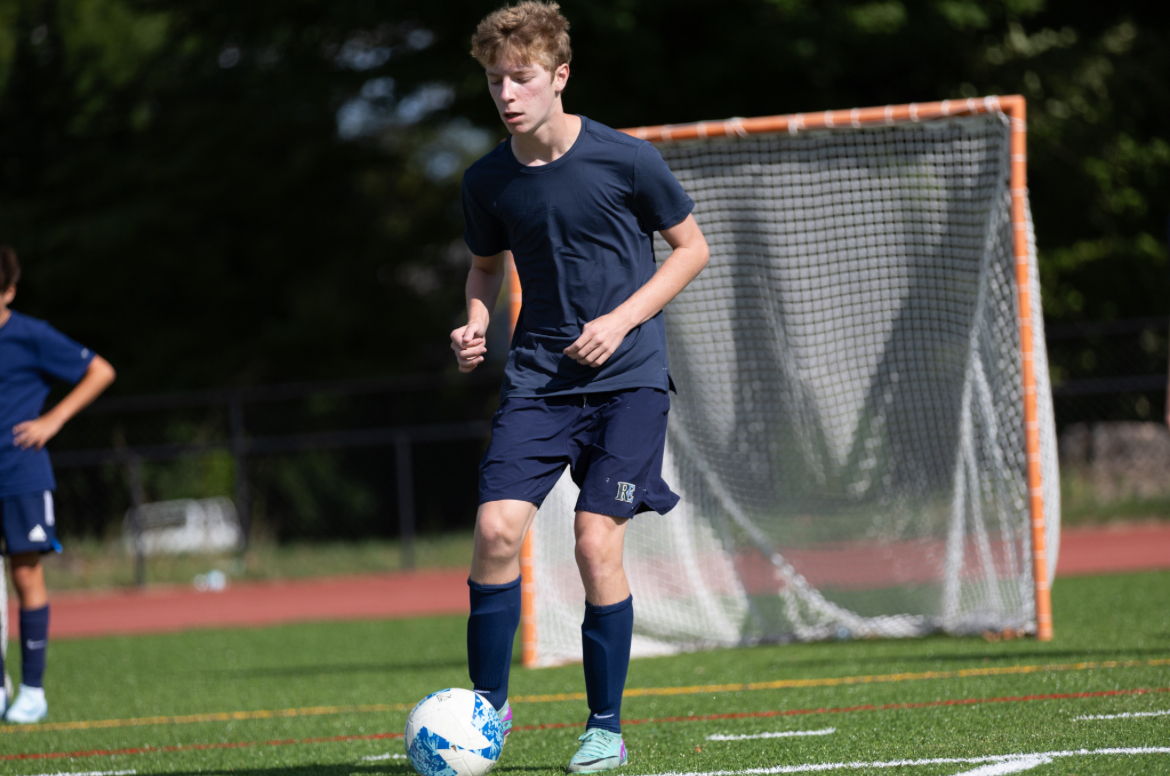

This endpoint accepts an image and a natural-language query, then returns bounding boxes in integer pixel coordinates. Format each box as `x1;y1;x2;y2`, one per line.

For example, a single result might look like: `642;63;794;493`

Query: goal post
516;96;1058;667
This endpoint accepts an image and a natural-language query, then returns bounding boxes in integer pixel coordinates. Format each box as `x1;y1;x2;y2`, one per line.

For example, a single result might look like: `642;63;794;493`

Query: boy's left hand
564;313;631;368
12;415;63;450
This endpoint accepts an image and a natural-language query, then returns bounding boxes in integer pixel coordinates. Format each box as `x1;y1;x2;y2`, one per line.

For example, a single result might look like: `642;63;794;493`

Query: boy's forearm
610;241;708;333
466;261;506;327
45;356;116;427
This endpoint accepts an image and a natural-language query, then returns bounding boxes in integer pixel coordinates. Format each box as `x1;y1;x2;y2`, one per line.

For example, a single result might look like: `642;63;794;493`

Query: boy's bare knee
477;520;521;561
574;530;621;580
474;501;533;563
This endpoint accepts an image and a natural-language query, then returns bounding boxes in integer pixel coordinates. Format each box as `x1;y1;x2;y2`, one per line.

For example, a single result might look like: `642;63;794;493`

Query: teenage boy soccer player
0;247;116;722
451;3;709;771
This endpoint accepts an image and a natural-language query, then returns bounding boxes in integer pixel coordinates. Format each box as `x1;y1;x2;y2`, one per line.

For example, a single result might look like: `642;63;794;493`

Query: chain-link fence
43;318;1170;585
1048;316;1170;523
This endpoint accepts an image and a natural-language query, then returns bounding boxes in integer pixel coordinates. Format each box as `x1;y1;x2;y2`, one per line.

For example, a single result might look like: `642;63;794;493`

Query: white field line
361;753;409;761
1075;709;1170;720
707;728;836;741
640;747;1170;775
27;771;136;776
951;756;1050;775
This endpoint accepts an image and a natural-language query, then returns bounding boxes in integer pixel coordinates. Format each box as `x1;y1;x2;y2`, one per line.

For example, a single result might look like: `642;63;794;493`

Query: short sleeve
462;173;510;257
632;143;695;232
35;322;94;384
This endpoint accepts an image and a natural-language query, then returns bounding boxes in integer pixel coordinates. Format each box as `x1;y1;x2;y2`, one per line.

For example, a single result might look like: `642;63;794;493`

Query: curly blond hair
471;1;572;72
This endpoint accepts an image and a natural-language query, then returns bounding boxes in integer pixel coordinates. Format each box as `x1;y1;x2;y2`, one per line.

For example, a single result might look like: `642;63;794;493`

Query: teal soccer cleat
567;728;627;773
497;699;512;743
4;685;47;724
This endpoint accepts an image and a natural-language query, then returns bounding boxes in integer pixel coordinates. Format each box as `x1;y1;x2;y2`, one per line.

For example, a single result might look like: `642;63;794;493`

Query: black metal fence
1047;316;1170;522
49;370;504;575
44;316;1170;581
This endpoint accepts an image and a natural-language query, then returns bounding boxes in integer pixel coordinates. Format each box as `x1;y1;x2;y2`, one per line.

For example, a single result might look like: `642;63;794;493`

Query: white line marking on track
1075;709;1170;720
640;747;1170;775
707;728;836;741
27;771;136;776
361;753;409;761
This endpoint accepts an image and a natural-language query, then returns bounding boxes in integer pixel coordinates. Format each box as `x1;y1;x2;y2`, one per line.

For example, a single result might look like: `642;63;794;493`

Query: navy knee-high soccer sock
581;595;633;734
467;577;521;711
20;605;49;689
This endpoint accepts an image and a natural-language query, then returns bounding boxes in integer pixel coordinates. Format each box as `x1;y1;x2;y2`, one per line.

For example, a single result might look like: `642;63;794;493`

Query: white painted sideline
1075;709;1170;720
27;771;136;776
707;728;836;741
361;753;410;761
641;747;1170;775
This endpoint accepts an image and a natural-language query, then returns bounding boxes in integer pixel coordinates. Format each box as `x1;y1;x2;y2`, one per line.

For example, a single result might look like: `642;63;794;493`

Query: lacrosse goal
515;96;1059;667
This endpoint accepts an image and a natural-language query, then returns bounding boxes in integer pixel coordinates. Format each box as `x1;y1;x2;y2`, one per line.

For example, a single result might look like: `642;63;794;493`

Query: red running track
33;568;471;640
15;522;1170;640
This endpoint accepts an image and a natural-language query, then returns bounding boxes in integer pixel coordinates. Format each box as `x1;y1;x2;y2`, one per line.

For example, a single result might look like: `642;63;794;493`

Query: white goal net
527;101;1060;666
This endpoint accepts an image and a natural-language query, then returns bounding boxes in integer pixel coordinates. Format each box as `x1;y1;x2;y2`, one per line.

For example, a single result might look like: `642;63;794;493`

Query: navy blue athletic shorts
0;490;62;555
479;387;680;519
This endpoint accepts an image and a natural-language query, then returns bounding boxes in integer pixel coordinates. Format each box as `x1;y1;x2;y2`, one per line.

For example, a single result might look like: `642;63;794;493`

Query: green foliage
846;2;908;35
0;0;481;393
1;0;1165;391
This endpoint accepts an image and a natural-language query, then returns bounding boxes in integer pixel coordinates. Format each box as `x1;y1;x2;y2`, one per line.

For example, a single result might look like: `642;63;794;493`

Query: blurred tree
2;0;1166;540
1;0;1166;396
0;0;489;393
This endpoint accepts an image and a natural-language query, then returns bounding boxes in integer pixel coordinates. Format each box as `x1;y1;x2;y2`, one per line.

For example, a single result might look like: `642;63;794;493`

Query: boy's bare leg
10;553;46;609
574;511;630;606
470;499;539;584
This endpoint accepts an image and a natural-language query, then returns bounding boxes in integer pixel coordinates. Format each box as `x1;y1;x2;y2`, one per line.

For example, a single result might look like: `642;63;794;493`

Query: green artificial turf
1;570;1167;775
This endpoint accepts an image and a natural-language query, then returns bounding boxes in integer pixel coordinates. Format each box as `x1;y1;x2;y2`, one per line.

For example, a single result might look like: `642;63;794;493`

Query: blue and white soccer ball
405;688;504;776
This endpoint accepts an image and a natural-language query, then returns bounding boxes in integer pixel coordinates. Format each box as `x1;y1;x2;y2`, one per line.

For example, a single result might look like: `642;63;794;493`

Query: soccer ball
405;688;504;776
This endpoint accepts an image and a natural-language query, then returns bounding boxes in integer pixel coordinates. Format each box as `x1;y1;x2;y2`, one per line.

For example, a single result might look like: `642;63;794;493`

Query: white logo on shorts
615;482;636;503
44;491;55;526
28;525;47;543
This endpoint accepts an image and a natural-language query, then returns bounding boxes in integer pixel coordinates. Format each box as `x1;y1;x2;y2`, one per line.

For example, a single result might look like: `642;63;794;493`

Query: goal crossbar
516;95;1053;668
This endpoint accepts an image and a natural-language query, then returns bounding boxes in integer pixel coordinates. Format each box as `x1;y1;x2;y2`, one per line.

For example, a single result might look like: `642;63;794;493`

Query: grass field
2;570;1167;775
41;534;476;592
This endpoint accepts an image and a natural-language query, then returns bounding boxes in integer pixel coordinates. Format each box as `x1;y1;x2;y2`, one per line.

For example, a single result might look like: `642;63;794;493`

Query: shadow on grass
161;765;558;776
193;653;529;679
196;658;471;678
160;768;413;776
704;645;1170;675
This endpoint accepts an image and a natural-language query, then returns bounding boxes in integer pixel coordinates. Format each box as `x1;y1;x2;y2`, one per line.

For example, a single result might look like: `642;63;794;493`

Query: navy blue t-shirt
0;311;95;497
462;116;694;398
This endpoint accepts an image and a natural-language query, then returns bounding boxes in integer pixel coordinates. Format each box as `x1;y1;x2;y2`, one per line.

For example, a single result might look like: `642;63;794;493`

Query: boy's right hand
451;319;488;373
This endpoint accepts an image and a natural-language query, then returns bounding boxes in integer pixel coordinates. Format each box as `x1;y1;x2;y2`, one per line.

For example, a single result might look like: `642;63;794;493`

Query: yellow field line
5;657;1166;734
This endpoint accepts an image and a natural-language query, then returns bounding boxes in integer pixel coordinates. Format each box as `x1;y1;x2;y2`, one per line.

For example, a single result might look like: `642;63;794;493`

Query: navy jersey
462;116;694;398
0;311;95;497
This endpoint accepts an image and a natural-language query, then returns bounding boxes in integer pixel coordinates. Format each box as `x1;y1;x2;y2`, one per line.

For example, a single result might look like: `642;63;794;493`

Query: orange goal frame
514;96;1052;667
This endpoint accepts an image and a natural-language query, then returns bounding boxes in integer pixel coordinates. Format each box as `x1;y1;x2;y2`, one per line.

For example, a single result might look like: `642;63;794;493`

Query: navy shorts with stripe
0;490;62;555
479;387;679;519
